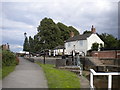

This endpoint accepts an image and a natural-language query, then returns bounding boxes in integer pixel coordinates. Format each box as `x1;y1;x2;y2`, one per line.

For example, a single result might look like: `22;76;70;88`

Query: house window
79;41;83;46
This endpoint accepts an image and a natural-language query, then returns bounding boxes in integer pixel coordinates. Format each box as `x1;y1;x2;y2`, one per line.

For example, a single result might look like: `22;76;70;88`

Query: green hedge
2;50;16;66
2;50;19;79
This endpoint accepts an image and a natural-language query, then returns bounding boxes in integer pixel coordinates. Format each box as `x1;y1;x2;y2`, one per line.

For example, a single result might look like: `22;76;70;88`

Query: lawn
2;65;16;79
37;63;80;88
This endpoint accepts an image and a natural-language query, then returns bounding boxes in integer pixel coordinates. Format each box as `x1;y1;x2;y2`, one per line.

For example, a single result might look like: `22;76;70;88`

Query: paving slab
2;57;48;88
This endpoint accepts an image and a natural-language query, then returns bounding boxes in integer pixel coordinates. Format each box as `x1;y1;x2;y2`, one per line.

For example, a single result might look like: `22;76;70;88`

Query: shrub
2;50;16;66
15;56;19;65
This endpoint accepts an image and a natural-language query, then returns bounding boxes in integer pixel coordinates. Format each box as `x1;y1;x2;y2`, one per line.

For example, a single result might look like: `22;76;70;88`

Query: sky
1;0;119;52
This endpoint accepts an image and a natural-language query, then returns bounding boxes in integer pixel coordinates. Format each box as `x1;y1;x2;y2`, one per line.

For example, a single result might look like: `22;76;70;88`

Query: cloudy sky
1;0;119;52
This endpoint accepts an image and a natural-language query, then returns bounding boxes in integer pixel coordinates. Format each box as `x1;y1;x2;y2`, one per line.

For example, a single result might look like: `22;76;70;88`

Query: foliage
99;43;104;51
29;36;34;52
83;30;92;34
57;22;70;41
23;37;30;51
99;33;118;50
37;18;63;49
68;26;79;36
91;42;99;51
57;23;79;42
37;63;80;88
16;57;19;65
23;17;80;53
2;50;19;79
2;50;17;66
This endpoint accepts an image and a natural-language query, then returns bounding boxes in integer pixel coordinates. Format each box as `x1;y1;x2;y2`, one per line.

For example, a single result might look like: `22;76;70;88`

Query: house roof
66;33;92;42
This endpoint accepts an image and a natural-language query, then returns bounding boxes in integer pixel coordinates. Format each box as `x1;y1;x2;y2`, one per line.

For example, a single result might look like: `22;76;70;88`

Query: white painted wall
65;40;87;55
65;34;104;55
87;34;104;50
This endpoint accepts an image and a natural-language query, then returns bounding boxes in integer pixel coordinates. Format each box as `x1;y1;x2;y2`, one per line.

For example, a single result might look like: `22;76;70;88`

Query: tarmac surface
2;57;48;88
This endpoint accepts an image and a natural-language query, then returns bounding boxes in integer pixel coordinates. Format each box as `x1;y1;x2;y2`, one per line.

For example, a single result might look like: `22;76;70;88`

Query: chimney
91;25;96;33
70;32;74;37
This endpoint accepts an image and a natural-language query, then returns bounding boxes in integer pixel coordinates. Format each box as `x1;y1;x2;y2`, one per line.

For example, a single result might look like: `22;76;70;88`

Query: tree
37;17;63;49
68;26;79;36
23;37;29;52
91;42;99;51
29;36;34;53
99;33;118;50
83;30;92;34
57;22;79;41
57;22;70;41
100;43;104;51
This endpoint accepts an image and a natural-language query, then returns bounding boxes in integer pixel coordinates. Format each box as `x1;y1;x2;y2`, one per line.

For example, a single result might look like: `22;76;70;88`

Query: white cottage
65;26;104;55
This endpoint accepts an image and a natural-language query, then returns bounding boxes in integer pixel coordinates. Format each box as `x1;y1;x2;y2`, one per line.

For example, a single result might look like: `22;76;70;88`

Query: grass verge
2;65;16;79
0;69;1;79
37;63;80;88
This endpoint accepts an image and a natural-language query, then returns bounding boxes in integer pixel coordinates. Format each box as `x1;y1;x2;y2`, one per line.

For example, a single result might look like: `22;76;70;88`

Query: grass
0;69;1;79
37;63;80;88
2;65;16;79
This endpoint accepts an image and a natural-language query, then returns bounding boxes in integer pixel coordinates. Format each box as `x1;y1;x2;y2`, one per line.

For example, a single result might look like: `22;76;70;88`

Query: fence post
108;75;112;89
90;72;94;88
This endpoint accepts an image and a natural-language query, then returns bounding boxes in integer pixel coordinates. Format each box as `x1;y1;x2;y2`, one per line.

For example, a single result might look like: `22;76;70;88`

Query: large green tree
57;22;70;41
37;18;63;49
23;37;29;52
99;33;118;49
68;26;79;35
23;17;80;53
29;36;34;53
57;22;79;41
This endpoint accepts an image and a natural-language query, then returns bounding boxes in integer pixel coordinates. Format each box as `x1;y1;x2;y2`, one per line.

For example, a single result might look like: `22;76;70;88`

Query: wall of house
65;40;87;55
87;34;104;50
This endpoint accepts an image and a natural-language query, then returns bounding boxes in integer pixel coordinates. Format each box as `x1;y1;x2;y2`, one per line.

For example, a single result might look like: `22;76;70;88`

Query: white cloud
10;44;23;52
1;0;119;52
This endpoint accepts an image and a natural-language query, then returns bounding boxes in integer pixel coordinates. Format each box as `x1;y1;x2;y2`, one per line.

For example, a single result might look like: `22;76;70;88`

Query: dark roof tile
66;33;92;42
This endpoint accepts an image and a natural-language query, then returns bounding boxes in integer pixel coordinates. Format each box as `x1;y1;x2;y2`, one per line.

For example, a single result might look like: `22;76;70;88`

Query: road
2;57;48;88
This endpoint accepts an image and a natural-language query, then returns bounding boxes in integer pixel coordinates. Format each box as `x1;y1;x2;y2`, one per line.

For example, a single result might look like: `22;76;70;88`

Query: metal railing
90;69;120;89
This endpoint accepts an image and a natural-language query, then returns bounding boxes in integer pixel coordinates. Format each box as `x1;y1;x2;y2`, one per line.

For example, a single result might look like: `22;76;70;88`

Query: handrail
90;69;120;89
90;69;120;75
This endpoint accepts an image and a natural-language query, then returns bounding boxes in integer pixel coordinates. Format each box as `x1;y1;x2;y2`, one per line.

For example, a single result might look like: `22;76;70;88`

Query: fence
90;69;120;89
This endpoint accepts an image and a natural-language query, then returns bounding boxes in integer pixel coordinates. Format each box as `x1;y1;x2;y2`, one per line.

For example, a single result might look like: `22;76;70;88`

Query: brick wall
91;50;120;59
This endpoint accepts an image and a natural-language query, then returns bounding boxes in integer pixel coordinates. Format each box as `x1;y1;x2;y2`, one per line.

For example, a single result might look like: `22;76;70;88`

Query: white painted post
90;72;94;88
49;50;51;56
108;75;112;89
53;50;55;56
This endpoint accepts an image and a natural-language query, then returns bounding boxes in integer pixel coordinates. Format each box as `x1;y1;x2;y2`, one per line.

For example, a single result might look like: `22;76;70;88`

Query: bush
2;50;16;66
15;56;19;65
